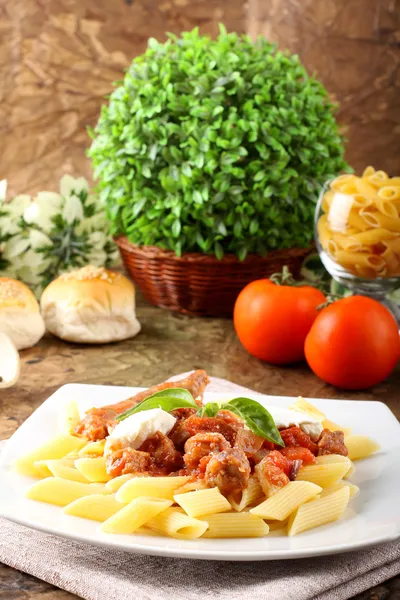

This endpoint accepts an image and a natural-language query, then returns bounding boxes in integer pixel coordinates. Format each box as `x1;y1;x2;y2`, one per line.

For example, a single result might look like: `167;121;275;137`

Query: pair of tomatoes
234;279;400;390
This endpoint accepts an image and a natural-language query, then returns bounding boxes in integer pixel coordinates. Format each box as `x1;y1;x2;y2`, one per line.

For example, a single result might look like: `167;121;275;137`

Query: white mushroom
0;331;20;388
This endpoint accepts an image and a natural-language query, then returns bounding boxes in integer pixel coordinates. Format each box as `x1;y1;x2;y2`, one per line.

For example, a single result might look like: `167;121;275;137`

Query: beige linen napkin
1;375;399;600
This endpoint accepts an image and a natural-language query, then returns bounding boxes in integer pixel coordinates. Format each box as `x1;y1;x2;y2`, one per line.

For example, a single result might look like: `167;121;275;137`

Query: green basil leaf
224;397;284;446
116;387;198;421
198;402;220;418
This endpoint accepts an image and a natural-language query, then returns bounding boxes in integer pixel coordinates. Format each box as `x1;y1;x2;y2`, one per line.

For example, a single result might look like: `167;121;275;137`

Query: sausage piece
184;432;230;472
317;429;348;456
205;448;250;496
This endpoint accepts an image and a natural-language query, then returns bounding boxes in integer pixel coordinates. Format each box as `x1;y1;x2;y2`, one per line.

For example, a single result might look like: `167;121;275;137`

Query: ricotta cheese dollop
266;406;323;440
105;408;176;452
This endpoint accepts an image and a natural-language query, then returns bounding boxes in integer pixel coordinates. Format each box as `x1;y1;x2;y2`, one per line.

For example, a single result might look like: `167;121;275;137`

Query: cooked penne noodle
202;512;269;538
147;507;208;540
174;487;231;519
321;419;352;436
288;487;350;536
320;482;359;499
117;476;190;503
229;476;264;512
344;435;380;461
296;462;351;487
75;457;111;483
64;493;125;521
78;440;106;457
315;454;353;477
288;397;325;422
174;479;208;495
14;435;87;478
59;400;80;434
100;497;172;534
250;481;322;521
46;460;89;483
25;477;108;506
105;474;135;493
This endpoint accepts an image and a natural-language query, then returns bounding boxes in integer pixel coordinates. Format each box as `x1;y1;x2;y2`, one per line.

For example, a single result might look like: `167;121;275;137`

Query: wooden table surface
1;294;399;600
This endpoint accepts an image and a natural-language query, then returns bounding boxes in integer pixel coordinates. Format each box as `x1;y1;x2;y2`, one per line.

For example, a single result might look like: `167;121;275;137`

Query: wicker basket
115;236;311;317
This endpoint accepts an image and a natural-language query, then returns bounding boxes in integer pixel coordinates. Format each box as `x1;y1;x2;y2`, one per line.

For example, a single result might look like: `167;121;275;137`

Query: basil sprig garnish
117;388;283;446
116;388;198;420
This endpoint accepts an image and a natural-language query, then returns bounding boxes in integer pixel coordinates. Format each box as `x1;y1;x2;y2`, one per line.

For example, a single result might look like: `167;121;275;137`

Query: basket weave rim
114;236;311;265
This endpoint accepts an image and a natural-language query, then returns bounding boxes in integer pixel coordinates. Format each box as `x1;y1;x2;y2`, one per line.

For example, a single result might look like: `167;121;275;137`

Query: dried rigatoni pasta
64;493;125;521
288;487;350;536
100;497;172;534
250;481;321;521
25;477;108;506
229;476;263;512
174;487;231;518
75;457;111;483
14;435;87;478
117;476;189;503
146;507;208;540
202;512;269;538
344;435;380;461
296;462;350;487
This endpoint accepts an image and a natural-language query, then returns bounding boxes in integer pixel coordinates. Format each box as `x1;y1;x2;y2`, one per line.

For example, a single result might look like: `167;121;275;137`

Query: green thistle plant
89;26;349;260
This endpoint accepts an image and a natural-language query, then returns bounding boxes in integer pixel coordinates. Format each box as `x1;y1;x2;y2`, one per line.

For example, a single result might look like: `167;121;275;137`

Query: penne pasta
174;487;232;518
25;477;108;506
296;461;351;487
14;435;87;478
100;497;172;534
59;400;80;434
288;397;325;422
318;168;400;278
146;507;208;540
250;481;322;521
78;440;106;457
315;454;353;477
288;487;350;536
229;476;264;512
46;460;89;483
344;435;380;461
320;482;359;499
117;476;190;503
174;479;208;495
105;474;135;493
202;512;269;538
75;457;111;483
321;419;352;436
64;493;125;521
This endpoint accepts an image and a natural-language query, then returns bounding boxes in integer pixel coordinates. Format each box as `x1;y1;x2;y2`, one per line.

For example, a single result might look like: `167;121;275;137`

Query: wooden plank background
0;0;399;196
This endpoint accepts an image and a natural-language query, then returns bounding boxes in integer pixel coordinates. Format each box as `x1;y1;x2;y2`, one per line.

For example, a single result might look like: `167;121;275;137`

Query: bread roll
0;278;45;349
0;331;20;388
40;266;141;344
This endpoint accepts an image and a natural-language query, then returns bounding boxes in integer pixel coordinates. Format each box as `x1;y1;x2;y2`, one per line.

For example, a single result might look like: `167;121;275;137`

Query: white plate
1;384;399;561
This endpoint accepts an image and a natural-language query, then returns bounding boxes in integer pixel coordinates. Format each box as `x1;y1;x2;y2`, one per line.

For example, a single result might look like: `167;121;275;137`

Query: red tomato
279;446;316;465
234;280;326;364
305;296;400;390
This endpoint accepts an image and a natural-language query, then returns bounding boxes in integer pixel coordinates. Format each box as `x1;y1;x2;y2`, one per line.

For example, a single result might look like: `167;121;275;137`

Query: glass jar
315;167;400;322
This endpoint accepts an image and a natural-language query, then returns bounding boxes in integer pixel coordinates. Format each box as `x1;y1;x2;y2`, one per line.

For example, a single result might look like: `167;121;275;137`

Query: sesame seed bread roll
0;278;45;349
40;266;141;344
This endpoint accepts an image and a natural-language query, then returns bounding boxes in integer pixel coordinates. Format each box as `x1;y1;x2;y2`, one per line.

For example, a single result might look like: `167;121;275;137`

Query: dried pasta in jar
317;168;400;278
